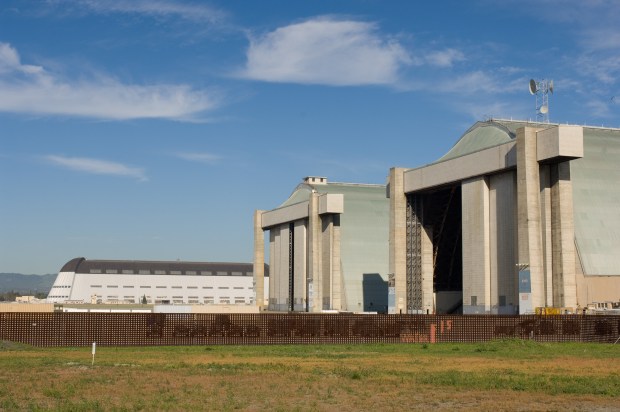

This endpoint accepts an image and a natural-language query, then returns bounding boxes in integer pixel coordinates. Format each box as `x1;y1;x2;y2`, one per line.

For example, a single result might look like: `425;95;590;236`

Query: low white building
47;257;269;306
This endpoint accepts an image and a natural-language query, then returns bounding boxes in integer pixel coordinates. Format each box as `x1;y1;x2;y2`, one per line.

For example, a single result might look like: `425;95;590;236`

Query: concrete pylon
308;192;322;312
388;167;407;314
551;162;577;308
462;176;491;314
421;225;434;314
253;210;265;310
330;215;342;311
516;127;545;311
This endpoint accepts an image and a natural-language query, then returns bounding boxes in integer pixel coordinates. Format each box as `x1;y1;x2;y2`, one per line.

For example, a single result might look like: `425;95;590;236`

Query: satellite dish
540;105;548;114
529;79;537;95
549;80;554;94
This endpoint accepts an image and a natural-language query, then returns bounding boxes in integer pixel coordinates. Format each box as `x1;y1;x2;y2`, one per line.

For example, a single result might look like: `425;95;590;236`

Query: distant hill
0;273;56;295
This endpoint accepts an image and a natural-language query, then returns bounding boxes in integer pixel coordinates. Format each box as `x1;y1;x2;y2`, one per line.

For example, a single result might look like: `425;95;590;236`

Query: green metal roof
278;184;313;208
437;119;556;163
277;181;386;208
438;121;515;162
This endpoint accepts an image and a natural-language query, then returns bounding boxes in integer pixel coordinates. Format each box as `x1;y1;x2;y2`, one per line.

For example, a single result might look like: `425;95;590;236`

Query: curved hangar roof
60;257;269;276
432;119;620;277
277;178;386;210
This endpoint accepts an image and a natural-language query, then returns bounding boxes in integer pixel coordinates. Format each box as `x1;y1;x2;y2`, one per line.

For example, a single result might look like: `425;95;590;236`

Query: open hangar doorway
407;183;463;314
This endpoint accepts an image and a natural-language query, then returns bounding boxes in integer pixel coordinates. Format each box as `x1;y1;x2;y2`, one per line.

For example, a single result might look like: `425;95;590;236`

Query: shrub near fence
0;313;618;347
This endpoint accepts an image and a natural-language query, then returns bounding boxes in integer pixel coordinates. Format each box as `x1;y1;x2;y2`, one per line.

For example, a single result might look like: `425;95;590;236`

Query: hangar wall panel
277;224;291;311
551;162;577;308
269;229;278;310
321;216;334;310
539;165;553;307
293;221;307;310
571;129;620;276
462;177;491;314
489;172;518;314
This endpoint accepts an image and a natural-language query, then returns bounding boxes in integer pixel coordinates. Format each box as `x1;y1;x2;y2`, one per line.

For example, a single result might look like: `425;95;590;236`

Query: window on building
107;285;118;288
170;271;182;275
233;287;243;290
231;271;242;276
139;270;151;275
186;271;197;275
156;286;166;289
105;269;118;274
154;270;166;275
187;286;198;289
123;286;134;288
122;270;134;274
216;271;228;276
203;286;213;289
91;285;102;288
140;286;151;289
90;269;102;274
171;286;182;289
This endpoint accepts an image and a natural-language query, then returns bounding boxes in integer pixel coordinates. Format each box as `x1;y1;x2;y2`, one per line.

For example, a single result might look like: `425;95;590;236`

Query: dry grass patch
0;340;618;411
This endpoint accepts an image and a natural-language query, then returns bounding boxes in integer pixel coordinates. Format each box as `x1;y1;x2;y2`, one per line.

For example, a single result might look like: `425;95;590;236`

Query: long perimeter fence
1;313;618;347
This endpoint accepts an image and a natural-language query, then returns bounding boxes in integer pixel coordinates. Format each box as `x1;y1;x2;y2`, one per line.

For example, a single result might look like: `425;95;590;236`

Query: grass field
0;339;618;411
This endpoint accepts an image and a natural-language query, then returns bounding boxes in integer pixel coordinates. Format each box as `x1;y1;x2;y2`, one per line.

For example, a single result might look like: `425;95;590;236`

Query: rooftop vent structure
304;176;328;185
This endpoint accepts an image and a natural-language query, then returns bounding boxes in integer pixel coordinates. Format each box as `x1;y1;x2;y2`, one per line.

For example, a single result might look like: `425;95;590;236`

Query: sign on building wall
518;269;533;314
387;274;395;314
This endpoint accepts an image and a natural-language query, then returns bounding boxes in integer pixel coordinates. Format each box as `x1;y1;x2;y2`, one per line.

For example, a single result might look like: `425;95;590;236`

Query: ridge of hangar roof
438;119;620;165
60;257;258;274
276;178;385;209
435;119;571;163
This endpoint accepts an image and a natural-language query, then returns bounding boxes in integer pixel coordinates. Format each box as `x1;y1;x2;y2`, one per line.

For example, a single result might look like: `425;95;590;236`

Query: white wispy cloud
423;48;465;68
464;100;530;121
239;17;412;86
0;42;217;120
174;152;221;164
574;54;620;84
0;43;43;75
581;28;620;51
47;0;226;23
433;70;526;95
45;155;148;181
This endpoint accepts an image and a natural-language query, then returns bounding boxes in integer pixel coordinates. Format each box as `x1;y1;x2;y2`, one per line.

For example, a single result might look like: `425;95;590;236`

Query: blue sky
1;0;619;274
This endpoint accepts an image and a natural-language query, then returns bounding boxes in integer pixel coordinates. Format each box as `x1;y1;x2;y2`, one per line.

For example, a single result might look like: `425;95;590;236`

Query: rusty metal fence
0;313;618;347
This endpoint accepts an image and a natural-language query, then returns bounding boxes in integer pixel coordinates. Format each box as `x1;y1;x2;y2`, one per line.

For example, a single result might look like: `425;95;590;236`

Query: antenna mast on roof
529;78;553;123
